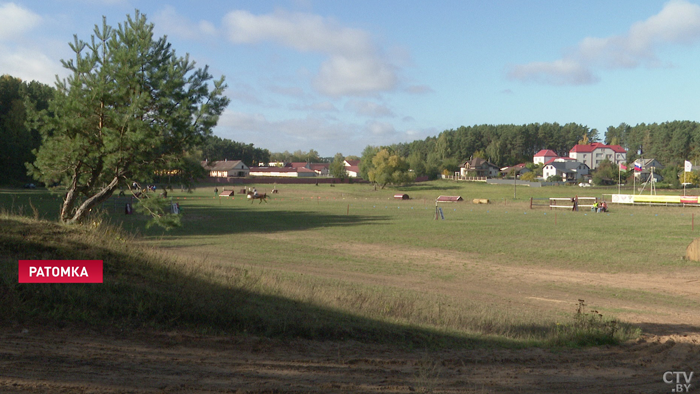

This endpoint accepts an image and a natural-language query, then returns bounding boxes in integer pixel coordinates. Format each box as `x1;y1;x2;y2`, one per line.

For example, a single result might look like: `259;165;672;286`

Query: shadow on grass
396;183;465;192
126;206;392;237
0;216;633;350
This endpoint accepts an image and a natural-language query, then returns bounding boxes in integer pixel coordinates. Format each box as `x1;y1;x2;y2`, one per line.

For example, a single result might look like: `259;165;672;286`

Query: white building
202;160;250;178
543;161;589;181
569;143;627;170
533;149;559;165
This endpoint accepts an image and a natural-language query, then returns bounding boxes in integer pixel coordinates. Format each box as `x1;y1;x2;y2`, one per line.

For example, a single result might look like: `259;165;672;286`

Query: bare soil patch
1;327;698;393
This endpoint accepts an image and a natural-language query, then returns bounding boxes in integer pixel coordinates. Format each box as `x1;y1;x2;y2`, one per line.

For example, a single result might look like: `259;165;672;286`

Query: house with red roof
344;159;361;178
569;143;626;170
533;150;559;165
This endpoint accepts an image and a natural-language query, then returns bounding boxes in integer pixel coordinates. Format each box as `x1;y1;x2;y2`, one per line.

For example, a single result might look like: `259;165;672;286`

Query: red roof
250;167;297;173
345;160;360;166
308;163;329;171
534;149;558;157
570;143;626;154
544;157;575;164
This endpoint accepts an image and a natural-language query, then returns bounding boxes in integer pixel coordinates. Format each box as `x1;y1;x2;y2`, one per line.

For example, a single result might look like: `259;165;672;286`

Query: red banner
18;260;103;283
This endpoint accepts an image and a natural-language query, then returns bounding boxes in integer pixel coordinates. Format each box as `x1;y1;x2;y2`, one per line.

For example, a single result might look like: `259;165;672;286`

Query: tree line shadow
118;205;392;237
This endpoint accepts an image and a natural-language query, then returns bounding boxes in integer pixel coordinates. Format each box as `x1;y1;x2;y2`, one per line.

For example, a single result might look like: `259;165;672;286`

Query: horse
247;191;268;204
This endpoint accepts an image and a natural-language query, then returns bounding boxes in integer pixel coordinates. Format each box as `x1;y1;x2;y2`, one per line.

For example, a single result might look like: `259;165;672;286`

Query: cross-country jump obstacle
530;196;598;211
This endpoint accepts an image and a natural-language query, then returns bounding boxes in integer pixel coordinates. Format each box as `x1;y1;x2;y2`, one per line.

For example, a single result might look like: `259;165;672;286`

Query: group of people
592;201;608;213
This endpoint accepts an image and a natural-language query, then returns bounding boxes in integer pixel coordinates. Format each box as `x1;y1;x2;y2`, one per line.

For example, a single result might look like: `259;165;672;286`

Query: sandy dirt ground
2;241;698;393
1;327;698;393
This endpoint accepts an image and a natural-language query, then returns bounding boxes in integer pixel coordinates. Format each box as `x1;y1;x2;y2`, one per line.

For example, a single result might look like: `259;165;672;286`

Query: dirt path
1;327;698;393
168;237;700;331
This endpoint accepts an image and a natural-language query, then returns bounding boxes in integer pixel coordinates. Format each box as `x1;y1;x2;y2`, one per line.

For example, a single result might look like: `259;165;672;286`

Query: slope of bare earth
1;327;698;393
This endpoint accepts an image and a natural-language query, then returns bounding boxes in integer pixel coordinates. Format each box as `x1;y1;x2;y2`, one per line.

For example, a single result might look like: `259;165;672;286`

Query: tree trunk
60;167;81;223
64;176;121;224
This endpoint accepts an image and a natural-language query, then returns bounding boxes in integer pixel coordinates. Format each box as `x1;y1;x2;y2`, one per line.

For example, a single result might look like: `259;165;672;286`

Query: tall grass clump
549;299;640;347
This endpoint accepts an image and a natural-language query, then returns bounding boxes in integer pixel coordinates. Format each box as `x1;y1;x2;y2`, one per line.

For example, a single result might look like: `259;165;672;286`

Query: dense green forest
200;135;270;166
372;121;700;180
4;73;700;186
0;74;269;185
0;75;53;184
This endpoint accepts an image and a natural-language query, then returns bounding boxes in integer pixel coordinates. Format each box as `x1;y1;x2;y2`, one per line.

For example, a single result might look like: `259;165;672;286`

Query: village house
633;158;664;182
533;149;559;165
460;158;500;178
542;161;590;182
202;160;250;178
568;142;627;170
308;163;330;176
344;159;361;178
248;166;317;178
500;163;531;177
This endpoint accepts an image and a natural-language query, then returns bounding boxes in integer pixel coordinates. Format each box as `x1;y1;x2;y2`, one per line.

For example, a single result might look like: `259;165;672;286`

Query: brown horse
247;192;268;204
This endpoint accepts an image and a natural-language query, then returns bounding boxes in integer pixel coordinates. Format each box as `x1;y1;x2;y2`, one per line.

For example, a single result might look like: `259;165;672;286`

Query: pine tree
27;11;229;227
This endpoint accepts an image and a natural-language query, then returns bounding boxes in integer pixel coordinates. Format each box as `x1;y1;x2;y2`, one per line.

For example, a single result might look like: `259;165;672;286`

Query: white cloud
0;45;59;84
508;59;599;86
222;9;397;96
269;85;307;98
365;120;396;136
153;6;217;40
405;84;433;94
344;100;394;117
290;101;338;112
508;0;700;85
0;4;60;84
0;2;41;41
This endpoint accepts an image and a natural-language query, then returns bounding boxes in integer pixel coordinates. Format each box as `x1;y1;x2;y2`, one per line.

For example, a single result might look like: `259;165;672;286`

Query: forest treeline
375;121;700;179
4;73;700;185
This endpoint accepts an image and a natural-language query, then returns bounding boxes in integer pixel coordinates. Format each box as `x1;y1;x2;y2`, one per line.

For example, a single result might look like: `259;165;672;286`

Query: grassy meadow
2;180;700;348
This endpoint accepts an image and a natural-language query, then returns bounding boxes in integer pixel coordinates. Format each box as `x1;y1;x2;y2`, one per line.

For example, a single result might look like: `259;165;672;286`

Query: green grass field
2;180;699;348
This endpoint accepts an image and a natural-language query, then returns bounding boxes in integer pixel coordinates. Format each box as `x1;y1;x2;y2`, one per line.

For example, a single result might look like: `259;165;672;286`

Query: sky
3;0;700;157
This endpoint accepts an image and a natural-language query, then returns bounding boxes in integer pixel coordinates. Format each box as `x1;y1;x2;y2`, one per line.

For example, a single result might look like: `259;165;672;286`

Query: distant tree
201;135;269;166
669;164;690;187
682;171;699;186
546;175;562;182
520;171;537;181
329;153;347;179
407;151;427;177
345;155;360;161
441;157;460;174
0;75;53;184
367;148;415;188
269;149;321;164
591;159;618;185
27;11;229;227
359;145;380;180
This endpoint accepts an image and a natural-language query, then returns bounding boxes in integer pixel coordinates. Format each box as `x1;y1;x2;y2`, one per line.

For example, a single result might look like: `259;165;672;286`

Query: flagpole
618;166;621;194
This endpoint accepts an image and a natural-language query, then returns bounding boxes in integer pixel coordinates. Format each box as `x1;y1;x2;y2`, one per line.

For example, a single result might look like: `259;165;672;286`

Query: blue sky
3;1;700;156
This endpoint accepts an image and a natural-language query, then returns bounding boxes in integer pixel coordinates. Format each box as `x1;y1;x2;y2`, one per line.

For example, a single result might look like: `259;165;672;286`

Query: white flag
685;160;693;172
